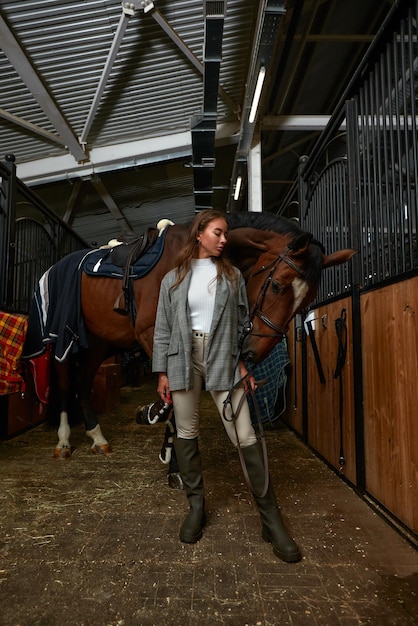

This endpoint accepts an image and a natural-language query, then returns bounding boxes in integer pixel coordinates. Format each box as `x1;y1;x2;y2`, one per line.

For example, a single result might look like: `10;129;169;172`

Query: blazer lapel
210;276;228;335
177;272;192;352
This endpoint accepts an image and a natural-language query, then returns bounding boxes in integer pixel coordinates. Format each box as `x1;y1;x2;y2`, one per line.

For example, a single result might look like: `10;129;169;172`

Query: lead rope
222;322;269;498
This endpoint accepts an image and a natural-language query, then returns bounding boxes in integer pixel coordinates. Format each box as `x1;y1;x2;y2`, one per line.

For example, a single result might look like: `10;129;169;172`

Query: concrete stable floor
0;374;417;626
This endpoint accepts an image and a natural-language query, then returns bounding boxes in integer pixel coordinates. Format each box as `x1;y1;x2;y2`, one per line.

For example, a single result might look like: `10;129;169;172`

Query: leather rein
223;245;307;498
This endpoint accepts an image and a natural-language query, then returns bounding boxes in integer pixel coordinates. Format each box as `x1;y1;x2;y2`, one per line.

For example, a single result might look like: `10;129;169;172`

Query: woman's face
196;217;228;258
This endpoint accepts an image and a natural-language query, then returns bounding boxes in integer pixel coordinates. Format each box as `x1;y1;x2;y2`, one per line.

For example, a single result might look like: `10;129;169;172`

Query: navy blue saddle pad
83;228;168;279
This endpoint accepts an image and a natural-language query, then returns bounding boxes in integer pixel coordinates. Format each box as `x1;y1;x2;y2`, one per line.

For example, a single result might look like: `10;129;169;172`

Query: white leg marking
86;424;108;447
292;277;309;315
57;411;71;449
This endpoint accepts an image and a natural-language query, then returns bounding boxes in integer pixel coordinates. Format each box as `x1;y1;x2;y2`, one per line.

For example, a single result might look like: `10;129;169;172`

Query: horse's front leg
78;349;113;456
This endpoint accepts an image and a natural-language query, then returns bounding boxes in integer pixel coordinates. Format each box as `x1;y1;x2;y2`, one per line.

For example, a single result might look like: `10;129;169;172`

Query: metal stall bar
392;29;407;273
358;86;373;285
399;17;414;271
346;98;366;489
369;64;386;276
0;156;17;311
379;47;393;278
407;4;418;265
385;34;400;277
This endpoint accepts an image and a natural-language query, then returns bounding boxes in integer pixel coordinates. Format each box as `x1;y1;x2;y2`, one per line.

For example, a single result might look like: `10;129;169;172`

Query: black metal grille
351;7;418;287
12;218;55;313
1;158;88;313
301;156;353;303
300;1;418;299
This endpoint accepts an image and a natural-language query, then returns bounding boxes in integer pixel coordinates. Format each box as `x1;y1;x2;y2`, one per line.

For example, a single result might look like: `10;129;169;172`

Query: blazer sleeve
237;270;250;336
152;274;173;373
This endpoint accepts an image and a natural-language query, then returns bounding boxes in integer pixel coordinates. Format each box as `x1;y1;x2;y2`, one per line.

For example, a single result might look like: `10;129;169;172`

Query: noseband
245;245;306;340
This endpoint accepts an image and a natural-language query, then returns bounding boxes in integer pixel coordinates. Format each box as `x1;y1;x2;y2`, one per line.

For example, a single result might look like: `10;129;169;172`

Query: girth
113;226;158;318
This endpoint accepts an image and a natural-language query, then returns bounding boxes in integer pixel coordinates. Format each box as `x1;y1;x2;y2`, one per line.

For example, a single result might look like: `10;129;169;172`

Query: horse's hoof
168;472;183;490
53;447;72;460
90;443;113;456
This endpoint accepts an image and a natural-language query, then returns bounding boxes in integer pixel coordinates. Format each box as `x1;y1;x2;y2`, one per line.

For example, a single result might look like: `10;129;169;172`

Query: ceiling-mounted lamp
248;66;266;124
234;175;242;200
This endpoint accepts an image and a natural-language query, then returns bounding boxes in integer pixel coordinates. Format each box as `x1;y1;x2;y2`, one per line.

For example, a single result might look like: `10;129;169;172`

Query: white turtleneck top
188;258;217;332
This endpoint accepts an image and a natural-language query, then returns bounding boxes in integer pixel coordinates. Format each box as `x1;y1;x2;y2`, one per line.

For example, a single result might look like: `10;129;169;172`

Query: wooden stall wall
285;282;418;536
290;3;418;541
361;278;418;534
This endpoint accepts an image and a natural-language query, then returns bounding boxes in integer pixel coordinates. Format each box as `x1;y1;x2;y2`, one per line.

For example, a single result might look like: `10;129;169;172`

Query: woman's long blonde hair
171;209;237;289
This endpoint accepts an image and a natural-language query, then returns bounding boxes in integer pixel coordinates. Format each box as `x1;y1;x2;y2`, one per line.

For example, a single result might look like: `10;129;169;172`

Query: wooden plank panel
361;279;418;533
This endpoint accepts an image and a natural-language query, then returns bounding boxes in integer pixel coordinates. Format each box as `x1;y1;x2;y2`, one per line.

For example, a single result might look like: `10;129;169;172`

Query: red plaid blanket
0;311;28;395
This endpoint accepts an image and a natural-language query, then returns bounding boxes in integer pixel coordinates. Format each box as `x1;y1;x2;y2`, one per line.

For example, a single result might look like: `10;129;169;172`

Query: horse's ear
322;248;357;268
288;233;312;254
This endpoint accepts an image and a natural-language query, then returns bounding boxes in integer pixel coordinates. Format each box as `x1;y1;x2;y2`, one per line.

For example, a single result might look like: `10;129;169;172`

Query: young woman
152;209;301;563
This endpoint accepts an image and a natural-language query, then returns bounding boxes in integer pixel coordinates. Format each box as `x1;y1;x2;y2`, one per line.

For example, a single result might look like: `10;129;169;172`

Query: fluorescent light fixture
234;175;242;200
248;66;266;124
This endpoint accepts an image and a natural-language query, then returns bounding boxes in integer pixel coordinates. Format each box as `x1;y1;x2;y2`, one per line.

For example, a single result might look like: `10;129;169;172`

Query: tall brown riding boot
241;442;301;563
173;437;207;543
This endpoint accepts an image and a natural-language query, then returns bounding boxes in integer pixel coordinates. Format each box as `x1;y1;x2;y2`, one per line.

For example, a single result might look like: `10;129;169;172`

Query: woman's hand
238;360;257;392
157;373;172;404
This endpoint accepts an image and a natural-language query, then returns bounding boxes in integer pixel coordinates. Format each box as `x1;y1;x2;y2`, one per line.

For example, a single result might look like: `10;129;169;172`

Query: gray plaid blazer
152;266;249;391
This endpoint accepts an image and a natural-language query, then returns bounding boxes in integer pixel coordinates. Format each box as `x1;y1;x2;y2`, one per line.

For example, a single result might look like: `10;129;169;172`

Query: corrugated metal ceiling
0;0;251;160
0;0;395;245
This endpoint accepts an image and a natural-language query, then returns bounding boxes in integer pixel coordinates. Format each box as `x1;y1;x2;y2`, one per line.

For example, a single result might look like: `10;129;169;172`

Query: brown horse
26;212;355;458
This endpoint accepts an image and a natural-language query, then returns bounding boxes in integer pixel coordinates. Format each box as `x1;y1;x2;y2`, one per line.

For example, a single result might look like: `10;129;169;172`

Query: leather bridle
245;245;307;340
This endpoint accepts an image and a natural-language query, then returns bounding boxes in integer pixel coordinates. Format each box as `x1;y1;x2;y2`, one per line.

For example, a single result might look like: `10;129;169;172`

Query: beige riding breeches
172;332;257;447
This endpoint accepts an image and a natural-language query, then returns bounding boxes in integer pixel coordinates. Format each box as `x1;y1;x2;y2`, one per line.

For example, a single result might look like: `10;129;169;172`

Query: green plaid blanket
246;339;290;426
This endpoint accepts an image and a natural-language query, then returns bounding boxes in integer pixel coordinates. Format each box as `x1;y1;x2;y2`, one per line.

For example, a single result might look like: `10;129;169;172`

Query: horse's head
241;233;356;363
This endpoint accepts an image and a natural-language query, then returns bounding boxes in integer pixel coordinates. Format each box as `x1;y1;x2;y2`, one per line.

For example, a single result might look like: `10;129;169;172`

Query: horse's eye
271;281;281;294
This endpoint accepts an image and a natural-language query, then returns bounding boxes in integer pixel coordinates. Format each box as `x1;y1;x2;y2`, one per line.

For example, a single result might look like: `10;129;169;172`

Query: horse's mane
226;211;303;237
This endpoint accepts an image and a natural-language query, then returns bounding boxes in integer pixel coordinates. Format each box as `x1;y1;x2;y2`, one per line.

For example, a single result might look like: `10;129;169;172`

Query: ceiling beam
0;14;87;163
0;108;66;146
292;34;375;43
16;122;239;186
262;132;320;166
80;6;134;145
90;175;134;236
149;5;238;115
63;179;84;227
262;115;347;131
